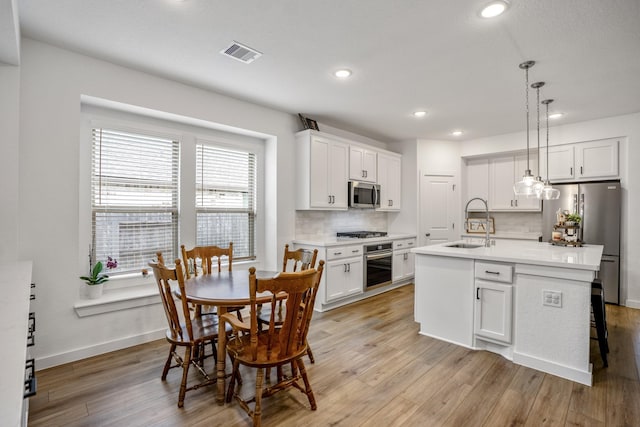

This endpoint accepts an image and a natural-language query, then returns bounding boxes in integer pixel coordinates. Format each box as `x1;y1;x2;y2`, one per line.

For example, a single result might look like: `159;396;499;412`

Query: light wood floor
30;285;640;426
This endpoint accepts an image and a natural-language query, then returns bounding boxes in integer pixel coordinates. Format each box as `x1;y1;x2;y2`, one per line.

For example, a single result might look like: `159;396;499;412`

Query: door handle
425;233;431;237
580;166;583;175
476;288;480;300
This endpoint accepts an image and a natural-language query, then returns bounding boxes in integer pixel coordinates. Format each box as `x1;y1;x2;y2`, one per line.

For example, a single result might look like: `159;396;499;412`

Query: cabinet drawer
327;245;363;260
475;262;513;283
393;238;416;250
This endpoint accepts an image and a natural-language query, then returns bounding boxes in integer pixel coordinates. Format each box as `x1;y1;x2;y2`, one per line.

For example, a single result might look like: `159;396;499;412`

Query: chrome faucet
464;197;492;247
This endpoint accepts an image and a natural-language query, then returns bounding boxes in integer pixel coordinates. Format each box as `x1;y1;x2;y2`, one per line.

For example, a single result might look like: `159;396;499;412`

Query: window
196;143;257;259
91;128;179;275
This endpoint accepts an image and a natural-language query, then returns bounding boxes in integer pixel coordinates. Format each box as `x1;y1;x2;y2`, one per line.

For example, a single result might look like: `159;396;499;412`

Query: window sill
74;283;160;317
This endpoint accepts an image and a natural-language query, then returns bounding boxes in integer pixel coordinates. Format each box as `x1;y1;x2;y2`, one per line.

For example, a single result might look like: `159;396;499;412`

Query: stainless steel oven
364;242;393;289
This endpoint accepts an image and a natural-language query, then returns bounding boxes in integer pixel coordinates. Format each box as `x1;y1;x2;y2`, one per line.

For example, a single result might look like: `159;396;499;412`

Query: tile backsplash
468;211;543;234
295;210;388;239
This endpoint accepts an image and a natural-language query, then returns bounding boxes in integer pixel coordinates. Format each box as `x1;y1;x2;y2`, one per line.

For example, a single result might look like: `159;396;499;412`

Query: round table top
177;270;281;306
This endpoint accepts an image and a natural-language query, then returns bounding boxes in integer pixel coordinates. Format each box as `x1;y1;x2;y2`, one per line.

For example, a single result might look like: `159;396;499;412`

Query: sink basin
445;243;484;249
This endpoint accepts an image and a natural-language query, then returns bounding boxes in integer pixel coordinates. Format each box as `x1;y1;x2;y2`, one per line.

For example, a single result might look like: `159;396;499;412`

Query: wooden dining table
177;269;280;405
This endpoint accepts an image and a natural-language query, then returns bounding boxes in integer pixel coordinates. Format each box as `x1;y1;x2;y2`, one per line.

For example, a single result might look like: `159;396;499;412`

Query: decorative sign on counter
466;217;495;234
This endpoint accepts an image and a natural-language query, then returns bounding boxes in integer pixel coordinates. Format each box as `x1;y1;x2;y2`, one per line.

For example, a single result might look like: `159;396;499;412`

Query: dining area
148;242;324;426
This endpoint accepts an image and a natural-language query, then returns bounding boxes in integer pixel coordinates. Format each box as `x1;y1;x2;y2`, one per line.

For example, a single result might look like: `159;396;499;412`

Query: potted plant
565;213;582;226
80;256;118;299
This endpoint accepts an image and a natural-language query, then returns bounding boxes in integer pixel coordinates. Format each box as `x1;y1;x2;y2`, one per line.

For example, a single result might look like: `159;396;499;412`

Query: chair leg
306;342;315;364
162;344;176;380
253;368;265;427
296;358;317;410
226;358;240;403
178;347;192;408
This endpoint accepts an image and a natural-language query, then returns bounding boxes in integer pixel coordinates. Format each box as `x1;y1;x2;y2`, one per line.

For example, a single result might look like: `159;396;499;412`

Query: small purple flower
106;256;118;270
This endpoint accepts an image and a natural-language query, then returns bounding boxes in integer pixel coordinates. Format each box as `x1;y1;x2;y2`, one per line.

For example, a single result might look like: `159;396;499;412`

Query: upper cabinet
349;146;377;182
377;152;401;211
540;138;619;182
488;154;541;212
464;158;489;211
296;131;349;210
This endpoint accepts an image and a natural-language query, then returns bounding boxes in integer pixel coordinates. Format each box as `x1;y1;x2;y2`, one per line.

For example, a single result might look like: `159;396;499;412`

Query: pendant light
529;81;545;198
513;61;537;197
539;98;560;200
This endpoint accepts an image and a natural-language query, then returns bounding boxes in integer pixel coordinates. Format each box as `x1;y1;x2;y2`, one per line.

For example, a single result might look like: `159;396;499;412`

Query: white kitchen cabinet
488;154;541;211
296;130;349;210
474;280;513;344
464;158;489;211
325;256;363;302
349;146;377;183
539;138;619;182
377;152;401;211
392;238;415;282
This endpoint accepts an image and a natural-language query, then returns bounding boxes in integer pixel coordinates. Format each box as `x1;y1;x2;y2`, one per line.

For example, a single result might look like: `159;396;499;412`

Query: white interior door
420;174;457;246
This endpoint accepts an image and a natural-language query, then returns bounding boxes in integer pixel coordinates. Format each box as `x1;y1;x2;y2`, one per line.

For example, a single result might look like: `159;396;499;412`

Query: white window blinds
91;128;179;274
196;143;256;259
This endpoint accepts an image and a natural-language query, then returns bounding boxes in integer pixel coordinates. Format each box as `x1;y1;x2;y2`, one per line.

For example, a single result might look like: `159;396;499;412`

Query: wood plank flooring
29;285;640;426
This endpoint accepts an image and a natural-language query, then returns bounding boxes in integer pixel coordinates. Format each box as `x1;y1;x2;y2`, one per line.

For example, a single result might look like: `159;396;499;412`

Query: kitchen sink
445;243;484;249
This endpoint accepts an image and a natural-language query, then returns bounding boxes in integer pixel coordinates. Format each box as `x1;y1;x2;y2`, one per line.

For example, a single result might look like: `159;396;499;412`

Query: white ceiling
13;0;640;142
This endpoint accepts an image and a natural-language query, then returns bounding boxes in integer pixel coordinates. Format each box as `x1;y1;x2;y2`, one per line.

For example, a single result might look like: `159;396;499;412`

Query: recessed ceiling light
413;111;427;118
480;1;509;18
548;112;564;120
452;130;464;136
334;69;352;78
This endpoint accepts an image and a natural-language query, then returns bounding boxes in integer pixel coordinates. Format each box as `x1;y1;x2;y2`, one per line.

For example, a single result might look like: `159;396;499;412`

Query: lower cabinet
392;250;415;282
325;256;363;302
474;261;513;344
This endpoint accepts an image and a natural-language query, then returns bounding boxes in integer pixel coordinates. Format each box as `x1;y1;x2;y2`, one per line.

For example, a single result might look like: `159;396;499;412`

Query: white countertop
292;233;416;247
412;239;603;270
0;261;33;427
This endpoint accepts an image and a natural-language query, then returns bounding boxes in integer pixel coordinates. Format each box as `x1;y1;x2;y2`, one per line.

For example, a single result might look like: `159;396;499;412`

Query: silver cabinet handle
397;244;403;247
352;249;359;253
348;263;351;272
425;233;430;237
570;167;573;176
343;264;347;272
403;253;408;261
485;270;500;275
580;166;583;175
514;200;518;207
334;252;342;256
510;200;513;207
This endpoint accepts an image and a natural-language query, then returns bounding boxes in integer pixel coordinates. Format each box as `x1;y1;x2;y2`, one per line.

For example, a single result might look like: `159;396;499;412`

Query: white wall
0;64;20;262
17;38;301;367
460;113;639;308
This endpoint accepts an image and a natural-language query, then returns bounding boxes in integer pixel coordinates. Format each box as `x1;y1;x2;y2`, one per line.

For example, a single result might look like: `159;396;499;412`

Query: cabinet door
328;140;349;208
540;145;575;181
488;156;516;210
464;158;489;210
378;153;401;211
349;146;377;182
325;257;363;302
309;136;331;208
392;251;405;282
576;139;619;180
474;280;512;344
403;251;415;279
513;155;541;211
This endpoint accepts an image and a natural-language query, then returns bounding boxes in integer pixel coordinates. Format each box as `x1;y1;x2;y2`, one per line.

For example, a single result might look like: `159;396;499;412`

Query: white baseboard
36;329;166;370
513;351;592;386
625;299;640;309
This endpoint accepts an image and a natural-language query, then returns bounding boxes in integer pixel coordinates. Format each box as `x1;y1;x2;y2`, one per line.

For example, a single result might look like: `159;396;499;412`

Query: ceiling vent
220;41;262;64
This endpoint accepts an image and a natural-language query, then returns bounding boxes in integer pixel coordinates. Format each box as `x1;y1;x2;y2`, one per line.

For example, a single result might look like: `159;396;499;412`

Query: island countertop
412;239;603;271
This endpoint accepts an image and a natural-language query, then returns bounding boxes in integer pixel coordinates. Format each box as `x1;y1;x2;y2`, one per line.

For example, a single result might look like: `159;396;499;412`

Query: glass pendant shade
513;170;536;196
529;177;545;198
540;181;560;200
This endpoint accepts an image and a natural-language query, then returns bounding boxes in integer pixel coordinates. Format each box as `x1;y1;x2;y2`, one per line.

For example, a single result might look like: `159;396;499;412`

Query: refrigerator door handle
580;193;585;218
573;194;578;214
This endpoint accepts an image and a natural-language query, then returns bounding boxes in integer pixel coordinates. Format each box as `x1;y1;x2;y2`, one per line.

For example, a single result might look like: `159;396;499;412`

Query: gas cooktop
336;231;388;239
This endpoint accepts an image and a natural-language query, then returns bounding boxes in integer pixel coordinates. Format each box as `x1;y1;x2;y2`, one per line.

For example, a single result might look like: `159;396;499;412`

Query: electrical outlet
543;290;562;308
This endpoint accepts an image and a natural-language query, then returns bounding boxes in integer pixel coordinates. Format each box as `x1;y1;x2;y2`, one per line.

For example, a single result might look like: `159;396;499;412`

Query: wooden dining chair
258;246;319;363
181;243;243;319
222;261;325;427
149;258;222;408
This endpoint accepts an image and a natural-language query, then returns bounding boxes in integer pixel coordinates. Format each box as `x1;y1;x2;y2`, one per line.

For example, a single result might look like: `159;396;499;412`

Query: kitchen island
412;239;603;386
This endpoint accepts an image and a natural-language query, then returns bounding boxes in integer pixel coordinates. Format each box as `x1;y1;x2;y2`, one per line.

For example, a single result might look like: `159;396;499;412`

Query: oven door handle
365;252;392;260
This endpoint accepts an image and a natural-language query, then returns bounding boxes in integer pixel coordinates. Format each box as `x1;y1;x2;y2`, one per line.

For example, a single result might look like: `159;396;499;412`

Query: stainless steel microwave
348;181;380;208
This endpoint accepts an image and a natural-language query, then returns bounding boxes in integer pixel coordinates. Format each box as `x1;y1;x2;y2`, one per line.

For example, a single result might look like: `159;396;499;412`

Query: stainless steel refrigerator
542;181;621;303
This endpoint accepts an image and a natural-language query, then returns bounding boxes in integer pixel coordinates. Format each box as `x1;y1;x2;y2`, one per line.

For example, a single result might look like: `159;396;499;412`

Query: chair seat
166;316;231;345
227;332;307;368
